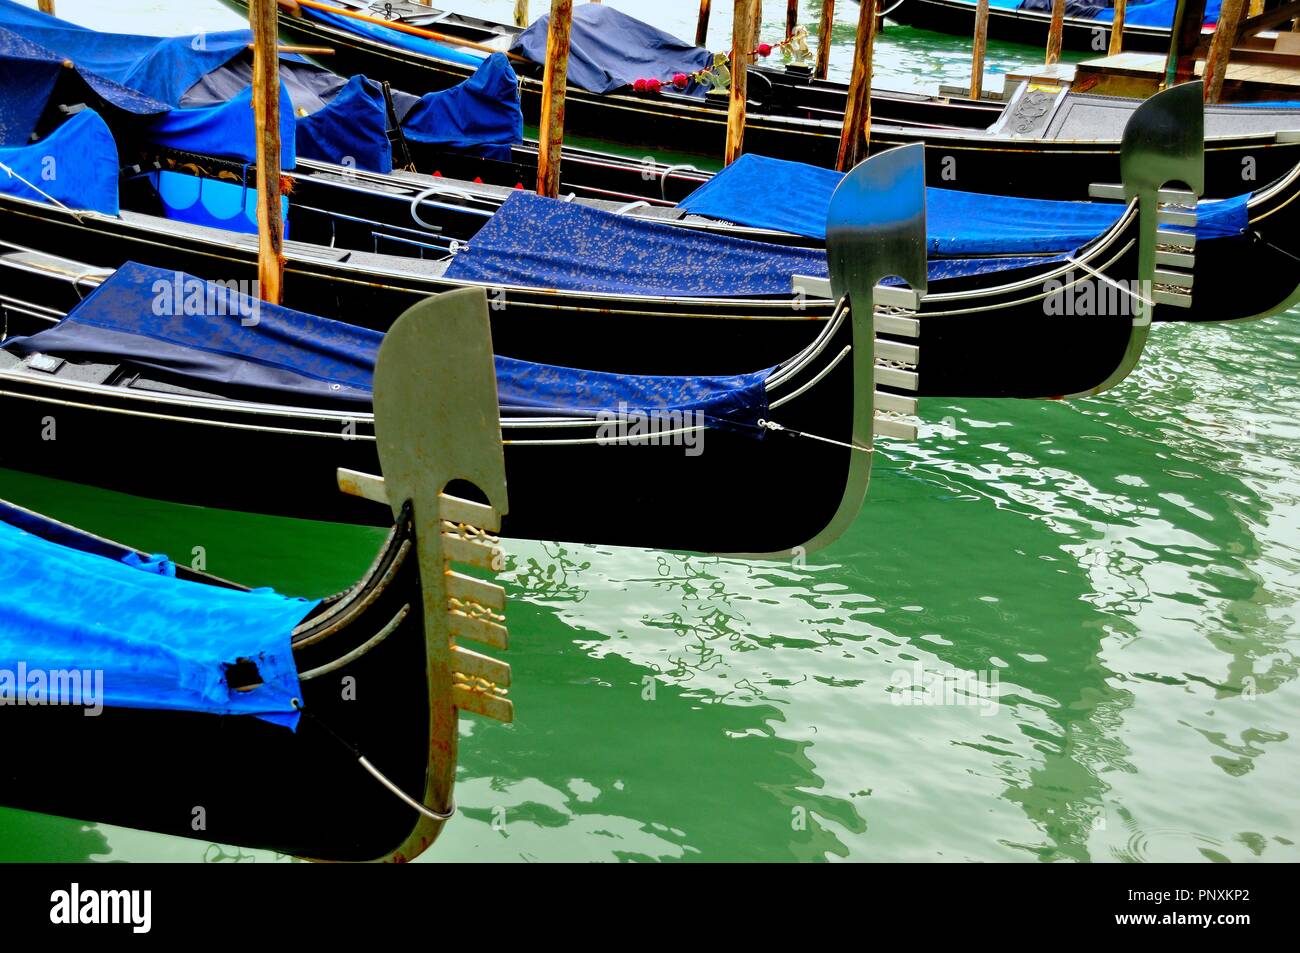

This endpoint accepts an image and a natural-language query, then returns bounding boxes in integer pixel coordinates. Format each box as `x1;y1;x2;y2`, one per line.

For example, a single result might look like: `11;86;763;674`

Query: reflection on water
0;2;1297;863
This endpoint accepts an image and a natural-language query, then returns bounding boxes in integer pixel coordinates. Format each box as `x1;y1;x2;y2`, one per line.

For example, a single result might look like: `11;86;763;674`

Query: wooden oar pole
696;0;712;47
249;0;283;305
815;0;834;78
1045;0;1066;63
836;0;878;171
1046;0;1066;63
725;0;756;165
786;0;798;38
1108;0;1127;55
970;0;989;99
1204;0;1247;103
537;0;573;198
514;0;529;28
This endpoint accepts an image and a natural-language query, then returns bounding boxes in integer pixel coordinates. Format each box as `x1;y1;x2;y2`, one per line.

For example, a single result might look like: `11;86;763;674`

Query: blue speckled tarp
0;505;311;729
3;262;773;430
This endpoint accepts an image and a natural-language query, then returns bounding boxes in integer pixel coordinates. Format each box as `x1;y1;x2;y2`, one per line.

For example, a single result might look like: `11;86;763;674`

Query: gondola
0;289;515;861
887;0;1205;54
0;50;1208;406
213;0;1300;198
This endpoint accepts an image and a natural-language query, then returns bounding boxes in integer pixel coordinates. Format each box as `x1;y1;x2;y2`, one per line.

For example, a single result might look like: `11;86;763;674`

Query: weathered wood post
1109;0;1127;55
37;1;55;14
1046;0;1066;64
836;0;878;171
726;0;757;164
970;0;989;99
1204;0;1247;103
250;0;284;305
786;0;798;38
753;0;765;50
815;0;834;78
696;0;712;46
537;0;574;198
514;0;529;28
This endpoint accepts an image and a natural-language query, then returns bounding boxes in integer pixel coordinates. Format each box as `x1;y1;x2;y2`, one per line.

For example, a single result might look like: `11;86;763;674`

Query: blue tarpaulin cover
446;190;830;296
678;153;1251;250
301;4;486;67
0;108;119;215
0;24;167;146
0;507;312;729
296;73;392;173
511;5;712;94
1016;0;1223;25
142;81;296;168
400;53;523;159
4;262;773;430
444;190;1079;296
0;0;250;106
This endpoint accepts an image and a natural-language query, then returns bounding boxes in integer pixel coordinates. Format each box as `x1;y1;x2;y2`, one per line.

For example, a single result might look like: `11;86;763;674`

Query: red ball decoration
646;78;663;93
757;43;772;57
633;78;648;92
672;72;689;89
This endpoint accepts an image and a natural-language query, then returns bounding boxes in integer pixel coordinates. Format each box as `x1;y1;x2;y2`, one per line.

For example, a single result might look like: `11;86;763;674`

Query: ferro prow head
338;286;513;860
785;142;927;557
1083;81;1205;395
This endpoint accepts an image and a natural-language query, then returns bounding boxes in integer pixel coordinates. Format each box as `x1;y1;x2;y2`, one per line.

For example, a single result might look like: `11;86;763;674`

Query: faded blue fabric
400;53;523;159
0;0;251;106
445;190;831;296
679;153;1250;249
4;262;774;431
302;5;485;67
0;109;119;215
149;171;291;238
0;510;312;729
510;5;712;94
0;25;168;145
1015;0;1221;24
296;73;391;173
141;82;296;168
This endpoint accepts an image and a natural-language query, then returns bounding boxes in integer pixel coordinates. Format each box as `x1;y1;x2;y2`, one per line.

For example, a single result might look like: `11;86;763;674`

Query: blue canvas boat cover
398;53;523;159
443;190;1078;296
0;506;311;729
0;109;119;215
3;262;773;431
300;3;486;68
0;24;167;146
511;5;712;94
1017;0;1222;25
678;153;1251;250
0;0;251;107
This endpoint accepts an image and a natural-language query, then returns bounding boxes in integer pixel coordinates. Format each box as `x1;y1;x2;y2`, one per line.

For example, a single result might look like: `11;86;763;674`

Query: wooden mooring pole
815;0;834;78
249;0;284;305
725;0;757;165
1109;0;1127;55
537;0;573;197
970;0;989;99
1045;0;1066;64
836;0;878;171
1204;0;1247;103
786;0;798;38
696;0;712;46
514;0;529;28
37;1;55;14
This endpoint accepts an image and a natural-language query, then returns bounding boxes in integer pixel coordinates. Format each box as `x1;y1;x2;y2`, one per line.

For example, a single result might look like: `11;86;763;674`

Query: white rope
758;418;874;454
0;160;84;222
1064;254;1154;310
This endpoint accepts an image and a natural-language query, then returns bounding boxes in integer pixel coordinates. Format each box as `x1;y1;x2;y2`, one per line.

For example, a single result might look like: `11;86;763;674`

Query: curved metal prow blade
785;143;926;557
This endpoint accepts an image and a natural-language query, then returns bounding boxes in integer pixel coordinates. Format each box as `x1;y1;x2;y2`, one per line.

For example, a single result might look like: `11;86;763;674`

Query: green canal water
1;1;1297;863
